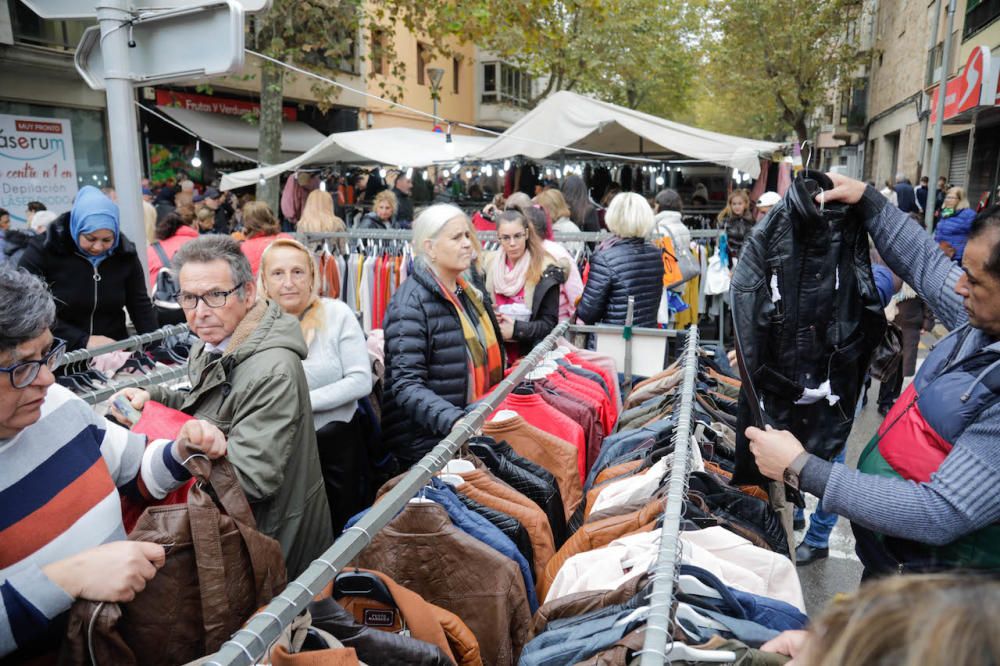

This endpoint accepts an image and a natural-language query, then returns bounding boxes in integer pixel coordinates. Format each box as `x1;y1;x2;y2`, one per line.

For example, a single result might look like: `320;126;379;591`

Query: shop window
453;56;461;94
10;0;92;50
417;42;430;85
964;0;1000;40
370;29;386;76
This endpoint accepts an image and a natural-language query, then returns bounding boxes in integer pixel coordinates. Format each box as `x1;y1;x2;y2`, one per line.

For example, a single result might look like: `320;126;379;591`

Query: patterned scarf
432;271;504;400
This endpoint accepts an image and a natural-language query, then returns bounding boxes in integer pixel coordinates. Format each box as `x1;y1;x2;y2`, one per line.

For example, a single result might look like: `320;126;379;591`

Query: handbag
869;322;903;382
703;249;731;296
61;457;288;666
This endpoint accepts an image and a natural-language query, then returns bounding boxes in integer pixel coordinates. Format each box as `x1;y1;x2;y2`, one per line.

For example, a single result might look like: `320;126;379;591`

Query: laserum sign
0;114;78;223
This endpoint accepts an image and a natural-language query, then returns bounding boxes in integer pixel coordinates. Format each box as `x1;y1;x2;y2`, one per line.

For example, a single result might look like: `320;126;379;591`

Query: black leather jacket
730;172;886;485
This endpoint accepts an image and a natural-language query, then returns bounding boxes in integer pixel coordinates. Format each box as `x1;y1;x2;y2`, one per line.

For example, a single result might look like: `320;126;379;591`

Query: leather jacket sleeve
514;277;560;345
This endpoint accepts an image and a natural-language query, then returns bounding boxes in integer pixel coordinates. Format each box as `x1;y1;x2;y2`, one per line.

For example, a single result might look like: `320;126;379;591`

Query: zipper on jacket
88;262;101;340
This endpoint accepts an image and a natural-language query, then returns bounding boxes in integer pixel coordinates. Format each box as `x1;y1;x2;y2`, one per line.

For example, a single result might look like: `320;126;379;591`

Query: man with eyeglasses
110;235;333;579
0;265;227;659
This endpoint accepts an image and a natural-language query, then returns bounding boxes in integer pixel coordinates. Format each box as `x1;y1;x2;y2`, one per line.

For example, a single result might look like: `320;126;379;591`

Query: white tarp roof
471;91;783;178
157;106;326;164
220;127;494;190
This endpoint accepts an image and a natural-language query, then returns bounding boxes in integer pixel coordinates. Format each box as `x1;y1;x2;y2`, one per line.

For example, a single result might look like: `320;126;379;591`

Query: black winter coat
511;263;565;356
2;229;35;265
357;212;390;230
730;171;886;485
575;237;663;327
18;213;159;351
723;215;755;266
382;263;504;465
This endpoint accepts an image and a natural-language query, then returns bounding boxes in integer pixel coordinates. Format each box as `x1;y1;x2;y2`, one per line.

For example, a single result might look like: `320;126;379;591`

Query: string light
503;159;511;171
190;140;202;168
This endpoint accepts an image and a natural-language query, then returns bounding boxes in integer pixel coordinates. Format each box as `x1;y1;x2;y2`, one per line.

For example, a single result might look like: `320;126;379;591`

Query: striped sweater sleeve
857;187;967;330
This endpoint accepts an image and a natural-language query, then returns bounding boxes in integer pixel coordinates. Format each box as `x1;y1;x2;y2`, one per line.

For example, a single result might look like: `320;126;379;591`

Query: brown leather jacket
331;570;482;666
539;498;664;602
352;503;530;666
482;415;582;517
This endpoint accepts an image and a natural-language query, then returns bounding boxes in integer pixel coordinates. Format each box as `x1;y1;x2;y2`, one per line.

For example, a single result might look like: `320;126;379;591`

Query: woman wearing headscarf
259;238;372;535
381;204;505;469
18;186;158;351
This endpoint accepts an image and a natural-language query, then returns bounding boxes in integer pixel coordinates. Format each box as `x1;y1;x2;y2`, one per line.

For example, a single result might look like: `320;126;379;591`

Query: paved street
795;332;937;616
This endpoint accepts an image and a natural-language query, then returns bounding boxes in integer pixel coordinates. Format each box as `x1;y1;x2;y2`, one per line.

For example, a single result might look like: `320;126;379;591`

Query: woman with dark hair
485;210;566;360
145;211;201;323
562;175;601;233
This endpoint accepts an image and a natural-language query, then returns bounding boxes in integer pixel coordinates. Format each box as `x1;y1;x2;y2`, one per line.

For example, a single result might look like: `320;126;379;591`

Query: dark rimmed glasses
1;337;66;389
177;283;245;310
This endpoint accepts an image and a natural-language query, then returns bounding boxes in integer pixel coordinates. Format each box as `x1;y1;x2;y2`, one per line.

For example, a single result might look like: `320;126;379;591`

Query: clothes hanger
676;602;729;632
442;458;475;474
438;473;465;486
677;575;723;600
490;408;520;422
333;568;396;607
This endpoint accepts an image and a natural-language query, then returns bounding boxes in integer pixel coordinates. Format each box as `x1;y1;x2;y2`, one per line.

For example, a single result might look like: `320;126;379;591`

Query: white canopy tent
470;91;783;178
220;127;494;190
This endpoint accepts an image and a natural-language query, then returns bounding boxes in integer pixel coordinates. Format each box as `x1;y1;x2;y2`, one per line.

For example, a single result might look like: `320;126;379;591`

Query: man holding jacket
114;236;333;577
748;173;1000;575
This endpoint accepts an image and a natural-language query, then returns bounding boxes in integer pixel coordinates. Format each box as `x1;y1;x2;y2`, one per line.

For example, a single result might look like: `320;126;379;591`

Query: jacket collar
387;502;453;535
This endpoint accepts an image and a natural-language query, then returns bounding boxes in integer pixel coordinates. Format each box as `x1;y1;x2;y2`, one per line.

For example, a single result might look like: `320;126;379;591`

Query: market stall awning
220;127;495;190
471;91;784;178
156;105;327;164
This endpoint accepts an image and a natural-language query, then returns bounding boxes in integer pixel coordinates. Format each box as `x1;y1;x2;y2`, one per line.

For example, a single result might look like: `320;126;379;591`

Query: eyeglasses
498;232;526;244
177;283;244;310
1;338;66;389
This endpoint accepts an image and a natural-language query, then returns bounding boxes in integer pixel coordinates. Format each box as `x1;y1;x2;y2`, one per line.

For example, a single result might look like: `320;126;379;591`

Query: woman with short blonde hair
358;189;398;230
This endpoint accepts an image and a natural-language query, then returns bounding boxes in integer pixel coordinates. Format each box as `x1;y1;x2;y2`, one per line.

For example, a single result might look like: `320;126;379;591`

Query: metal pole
638;324;699;666
924;0;957;232
58;323;189;368
97;0;148;271
206;321;571;666
623;296;635;390
916;0;943;181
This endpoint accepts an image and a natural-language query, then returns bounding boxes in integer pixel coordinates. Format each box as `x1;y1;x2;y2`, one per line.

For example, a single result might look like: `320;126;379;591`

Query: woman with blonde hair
239;200;290;276
381;204;504;468
934;186;977;262
298;188;347;252
535;188;583;255
485;209;566;360
358;189;397;230
576;192;663;327
259;237;372;535
718;188;755;267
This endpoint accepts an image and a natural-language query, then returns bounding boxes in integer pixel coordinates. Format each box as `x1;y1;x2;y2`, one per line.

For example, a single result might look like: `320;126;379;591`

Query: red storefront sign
155;89;297;121
929;46;996;123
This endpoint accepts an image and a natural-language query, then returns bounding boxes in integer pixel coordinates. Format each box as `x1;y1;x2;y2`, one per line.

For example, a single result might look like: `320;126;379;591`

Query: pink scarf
491;250;531;297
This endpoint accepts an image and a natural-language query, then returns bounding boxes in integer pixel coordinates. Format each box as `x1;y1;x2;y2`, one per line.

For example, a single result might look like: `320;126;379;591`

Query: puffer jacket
146;300;333;578
18;213;158;350
575;237;663;327
382;263;504;465
730;171;885;485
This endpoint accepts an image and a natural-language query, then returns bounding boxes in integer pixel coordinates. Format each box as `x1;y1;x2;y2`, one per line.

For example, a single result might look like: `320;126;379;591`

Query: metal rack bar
299;228;721;242
58;324;190;368
638;324;700;666
205;320;573;666
78;363;190;405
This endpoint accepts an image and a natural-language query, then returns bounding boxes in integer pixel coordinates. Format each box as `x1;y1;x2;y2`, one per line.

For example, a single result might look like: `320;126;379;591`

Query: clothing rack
299;228;721;242
77;363;189;406
637;324;701;666
204;319;574;666
57;323;190;368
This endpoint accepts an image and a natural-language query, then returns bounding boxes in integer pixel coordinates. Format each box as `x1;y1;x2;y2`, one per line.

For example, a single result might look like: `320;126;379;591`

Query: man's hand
42;541;166;602
86;335;117;350
745;425;806;481
109;387;151;423
761;630;810;662
820;172;867;206
174;419;227;461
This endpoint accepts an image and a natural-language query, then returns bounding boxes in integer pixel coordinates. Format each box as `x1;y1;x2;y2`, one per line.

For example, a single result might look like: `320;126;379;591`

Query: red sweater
495;392;587;481
146;226;199;289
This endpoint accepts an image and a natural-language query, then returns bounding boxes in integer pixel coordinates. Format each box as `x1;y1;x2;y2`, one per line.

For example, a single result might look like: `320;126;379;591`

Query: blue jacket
576;237;663;327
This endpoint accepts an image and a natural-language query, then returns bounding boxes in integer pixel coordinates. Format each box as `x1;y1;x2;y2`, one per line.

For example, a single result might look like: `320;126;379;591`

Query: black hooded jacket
18;213;159;350
730;171;886;485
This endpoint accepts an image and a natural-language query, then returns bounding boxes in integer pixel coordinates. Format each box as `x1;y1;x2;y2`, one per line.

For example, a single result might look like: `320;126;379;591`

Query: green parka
148;299;333;577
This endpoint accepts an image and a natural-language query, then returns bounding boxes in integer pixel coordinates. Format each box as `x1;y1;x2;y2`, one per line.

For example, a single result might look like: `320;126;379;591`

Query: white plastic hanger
677;575;723;600
615;606;736;664
546;347;569;361
491;409;520;422
439;473;465;486
525;359;558;381
443;458;475;474
676;603;729;632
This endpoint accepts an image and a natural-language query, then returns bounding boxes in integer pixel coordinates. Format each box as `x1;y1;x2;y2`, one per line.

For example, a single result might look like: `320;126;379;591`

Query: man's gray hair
0;265;56;355
172;235;253;293
895;172;906;183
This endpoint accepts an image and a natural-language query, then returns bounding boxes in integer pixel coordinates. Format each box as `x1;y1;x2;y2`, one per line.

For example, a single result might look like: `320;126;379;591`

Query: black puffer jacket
382;263;504;465
357;212;390;230
18;213;158;351
575;237;663;327
730;171;885;485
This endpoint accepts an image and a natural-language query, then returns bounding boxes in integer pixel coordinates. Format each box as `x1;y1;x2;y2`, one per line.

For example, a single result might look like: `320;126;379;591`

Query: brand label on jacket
363;608;396;627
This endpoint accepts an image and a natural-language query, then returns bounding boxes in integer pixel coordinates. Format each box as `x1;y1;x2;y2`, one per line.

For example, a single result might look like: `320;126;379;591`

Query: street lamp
428;66;445;121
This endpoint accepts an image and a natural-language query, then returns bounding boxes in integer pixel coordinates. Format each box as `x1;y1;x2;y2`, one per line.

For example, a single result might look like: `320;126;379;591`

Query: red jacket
146;226;199;289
